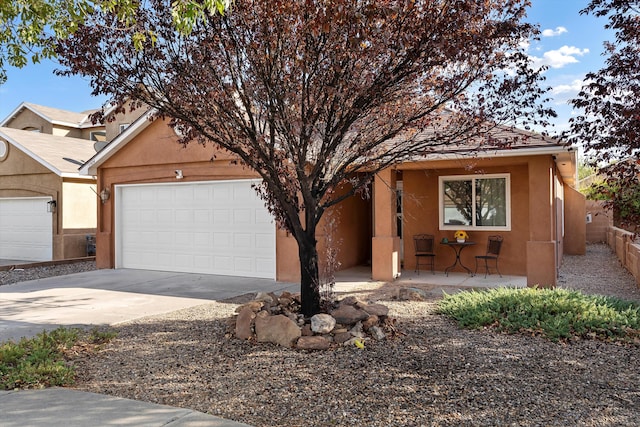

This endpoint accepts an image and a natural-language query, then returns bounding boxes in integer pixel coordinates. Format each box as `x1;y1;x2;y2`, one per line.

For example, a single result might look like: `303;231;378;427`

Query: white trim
438;173;511;231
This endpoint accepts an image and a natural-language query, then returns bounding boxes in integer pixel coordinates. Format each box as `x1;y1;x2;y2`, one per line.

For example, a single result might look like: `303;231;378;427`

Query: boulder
361;303;389;317
296;336;331;350
255;292;277;303
362;315;379;331
310;313;336;334
235;307;256;340
398;287;428;301
330;305;369;325
369;325;386;341
333;332;352;345
234;301;264;313
255;314;301;347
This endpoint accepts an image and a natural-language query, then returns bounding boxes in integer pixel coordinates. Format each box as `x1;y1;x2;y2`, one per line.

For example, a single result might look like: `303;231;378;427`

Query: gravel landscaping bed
62;244;640;427
0;261;96;286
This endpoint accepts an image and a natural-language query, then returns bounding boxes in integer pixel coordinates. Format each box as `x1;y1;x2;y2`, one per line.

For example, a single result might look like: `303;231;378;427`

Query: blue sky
0;1;612;135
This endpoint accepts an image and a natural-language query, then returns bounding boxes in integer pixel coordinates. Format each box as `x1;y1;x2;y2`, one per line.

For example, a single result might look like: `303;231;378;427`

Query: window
119;123;131;134
439;174;510;230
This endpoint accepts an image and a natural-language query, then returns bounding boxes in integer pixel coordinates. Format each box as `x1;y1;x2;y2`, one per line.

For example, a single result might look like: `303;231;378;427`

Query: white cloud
542;26;568;37
552;79;585;96
530;45;590;69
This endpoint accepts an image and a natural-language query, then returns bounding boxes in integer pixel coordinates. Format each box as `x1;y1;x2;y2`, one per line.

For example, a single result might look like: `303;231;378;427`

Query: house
79;110;585;287
0;102;150;262
0;128;97;260
0;102;105;140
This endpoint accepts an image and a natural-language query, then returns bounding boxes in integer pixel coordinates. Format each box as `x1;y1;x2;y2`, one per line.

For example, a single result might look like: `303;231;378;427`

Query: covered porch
368;151;584;288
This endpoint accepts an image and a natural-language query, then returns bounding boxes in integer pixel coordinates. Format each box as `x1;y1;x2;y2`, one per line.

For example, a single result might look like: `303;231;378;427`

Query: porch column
371;168;401;281
526;157;557;288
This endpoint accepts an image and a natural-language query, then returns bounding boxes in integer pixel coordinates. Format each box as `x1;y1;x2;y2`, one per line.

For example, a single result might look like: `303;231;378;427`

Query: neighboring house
80;110;585;287
0;102;105;141
0;128;97;261
0;101;148;262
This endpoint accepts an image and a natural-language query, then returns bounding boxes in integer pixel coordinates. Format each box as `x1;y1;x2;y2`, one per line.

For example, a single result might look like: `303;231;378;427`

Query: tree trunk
298;229;321;317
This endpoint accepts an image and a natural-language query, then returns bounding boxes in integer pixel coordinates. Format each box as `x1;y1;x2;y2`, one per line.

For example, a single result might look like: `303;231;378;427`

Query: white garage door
0;197;53;261
116;180;276;278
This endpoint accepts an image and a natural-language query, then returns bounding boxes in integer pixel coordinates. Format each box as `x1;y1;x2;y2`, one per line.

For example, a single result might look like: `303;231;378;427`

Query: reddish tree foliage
57;0;554;316
569;0;640;227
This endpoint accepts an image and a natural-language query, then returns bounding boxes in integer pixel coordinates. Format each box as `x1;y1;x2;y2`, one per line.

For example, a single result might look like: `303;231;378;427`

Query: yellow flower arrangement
454;230;469;241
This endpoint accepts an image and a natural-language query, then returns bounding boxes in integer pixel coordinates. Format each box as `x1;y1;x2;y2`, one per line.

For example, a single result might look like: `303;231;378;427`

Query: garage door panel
117;180;275;278
0;197;53;261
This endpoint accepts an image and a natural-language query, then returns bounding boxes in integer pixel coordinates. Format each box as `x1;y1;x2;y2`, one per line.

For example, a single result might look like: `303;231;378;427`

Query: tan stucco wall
105;106;147;142
3;109;52;133
563;185;586;255
62;181;97;229
400;160;530;276
96;119;371;282
0;140;96;259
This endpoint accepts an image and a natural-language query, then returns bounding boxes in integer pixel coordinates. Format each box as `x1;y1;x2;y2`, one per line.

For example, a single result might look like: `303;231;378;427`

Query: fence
606;226;640;285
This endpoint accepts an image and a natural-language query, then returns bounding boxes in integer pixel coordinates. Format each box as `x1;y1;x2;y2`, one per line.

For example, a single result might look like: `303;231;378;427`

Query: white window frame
439;173;511;231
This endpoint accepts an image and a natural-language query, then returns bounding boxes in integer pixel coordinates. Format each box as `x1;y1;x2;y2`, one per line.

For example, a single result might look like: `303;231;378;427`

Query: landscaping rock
362;315;379;331
361;303;389;317
255;314;301;347
369;325;386;341
310;313;336;334
330;305;369;324
235;307;256;340
296;336;331;350
398;287;428;301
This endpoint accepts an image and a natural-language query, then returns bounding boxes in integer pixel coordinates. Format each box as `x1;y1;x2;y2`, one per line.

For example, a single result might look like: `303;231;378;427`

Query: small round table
440;241;476;276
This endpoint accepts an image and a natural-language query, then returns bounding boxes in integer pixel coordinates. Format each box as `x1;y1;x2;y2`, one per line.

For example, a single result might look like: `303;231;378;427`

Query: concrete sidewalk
0;388;251;426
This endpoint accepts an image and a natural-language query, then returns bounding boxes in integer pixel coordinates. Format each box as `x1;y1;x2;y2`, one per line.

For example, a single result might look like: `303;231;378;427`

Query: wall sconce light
100;188;110;204
175;169;184;179
47;200;56;213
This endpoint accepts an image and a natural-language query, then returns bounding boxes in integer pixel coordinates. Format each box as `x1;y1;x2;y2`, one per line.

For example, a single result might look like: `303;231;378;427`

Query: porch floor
331;265;526;299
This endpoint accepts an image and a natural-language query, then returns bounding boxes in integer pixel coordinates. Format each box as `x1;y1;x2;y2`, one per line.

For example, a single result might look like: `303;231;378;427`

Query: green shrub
0;326;116;390
437;287;640;342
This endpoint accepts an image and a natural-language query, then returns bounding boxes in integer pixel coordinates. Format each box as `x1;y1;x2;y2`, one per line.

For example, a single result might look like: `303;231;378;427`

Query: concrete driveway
0;269;297;342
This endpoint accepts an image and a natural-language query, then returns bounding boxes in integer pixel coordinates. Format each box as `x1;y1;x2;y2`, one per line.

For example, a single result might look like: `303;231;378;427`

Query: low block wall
606;226;640;285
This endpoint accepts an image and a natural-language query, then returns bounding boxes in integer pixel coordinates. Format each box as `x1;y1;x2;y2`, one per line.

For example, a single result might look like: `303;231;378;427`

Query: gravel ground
5;245;639;426
0;261;96;286
59;243;640;427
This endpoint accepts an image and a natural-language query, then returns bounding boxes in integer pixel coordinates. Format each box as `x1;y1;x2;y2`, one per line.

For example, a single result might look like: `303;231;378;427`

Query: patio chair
474;235;503;278
414;234;436;274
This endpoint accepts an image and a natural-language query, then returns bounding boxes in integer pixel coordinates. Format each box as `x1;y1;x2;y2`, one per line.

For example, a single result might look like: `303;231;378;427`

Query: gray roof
23;102;100;127
0;127;97;176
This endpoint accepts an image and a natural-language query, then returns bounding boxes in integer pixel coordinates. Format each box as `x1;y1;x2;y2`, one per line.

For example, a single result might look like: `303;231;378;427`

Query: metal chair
414;234;435;274
474;235;503;278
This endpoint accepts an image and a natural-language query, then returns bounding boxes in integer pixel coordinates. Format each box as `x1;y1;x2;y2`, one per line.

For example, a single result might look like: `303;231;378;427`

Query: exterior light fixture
47;200;57;213
175;169;184;179
100;188;110;204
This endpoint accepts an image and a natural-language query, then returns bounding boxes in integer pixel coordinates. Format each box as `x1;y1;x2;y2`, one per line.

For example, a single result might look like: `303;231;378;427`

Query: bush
0;326;116;390
437;287;640;342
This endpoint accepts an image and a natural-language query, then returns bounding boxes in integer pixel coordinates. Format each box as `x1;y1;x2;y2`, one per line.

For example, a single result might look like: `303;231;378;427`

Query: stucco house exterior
0;127;97;260
80;109;585;287
0;102;150;262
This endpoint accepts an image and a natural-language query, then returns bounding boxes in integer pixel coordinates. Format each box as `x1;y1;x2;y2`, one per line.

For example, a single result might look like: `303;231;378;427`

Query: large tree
0;0;228;84
569;0;640;226
57;0;554;316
